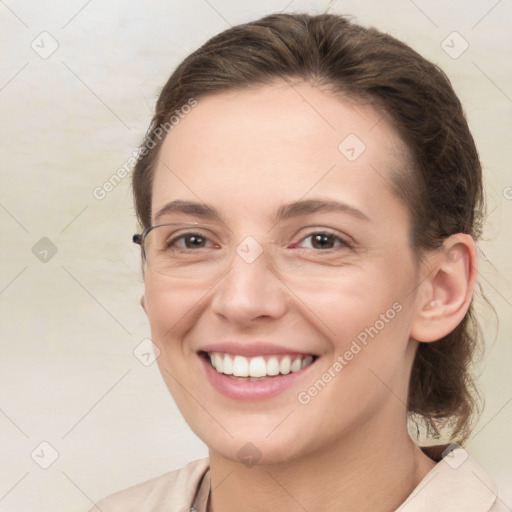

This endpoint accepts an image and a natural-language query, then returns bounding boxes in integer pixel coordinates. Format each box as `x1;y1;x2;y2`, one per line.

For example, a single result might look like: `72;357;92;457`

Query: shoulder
399;445;504;512
89;458;210;512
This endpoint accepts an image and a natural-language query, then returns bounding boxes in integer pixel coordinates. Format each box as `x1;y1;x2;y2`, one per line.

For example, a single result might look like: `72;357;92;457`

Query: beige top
90;446;507;512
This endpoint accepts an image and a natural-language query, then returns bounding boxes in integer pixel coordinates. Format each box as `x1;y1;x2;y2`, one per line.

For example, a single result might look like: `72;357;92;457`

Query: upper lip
198;342;318;358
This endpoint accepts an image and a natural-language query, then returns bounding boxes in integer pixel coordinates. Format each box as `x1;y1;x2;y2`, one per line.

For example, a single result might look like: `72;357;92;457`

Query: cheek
292;266;407;337
144;278;208;406
143;276;208;344
297;262;416;389
326;284;415;408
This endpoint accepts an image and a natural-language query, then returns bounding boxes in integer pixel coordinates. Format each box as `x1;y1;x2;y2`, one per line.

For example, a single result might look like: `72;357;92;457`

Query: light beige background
0;0;510;510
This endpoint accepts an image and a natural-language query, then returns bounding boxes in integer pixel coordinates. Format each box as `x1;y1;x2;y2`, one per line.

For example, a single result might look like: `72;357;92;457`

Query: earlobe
410;234;477;343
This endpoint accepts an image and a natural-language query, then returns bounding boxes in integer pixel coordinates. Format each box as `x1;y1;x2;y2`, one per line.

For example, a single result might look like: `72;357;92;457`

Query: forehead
152;82;409;226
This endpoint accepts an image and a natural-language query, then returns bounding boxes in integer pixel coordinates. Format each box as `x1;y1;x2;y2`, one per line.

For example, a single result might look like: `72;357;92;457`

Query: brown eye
311;233;336;249
183;234;207;249
297;232;349;250
169;233;211;249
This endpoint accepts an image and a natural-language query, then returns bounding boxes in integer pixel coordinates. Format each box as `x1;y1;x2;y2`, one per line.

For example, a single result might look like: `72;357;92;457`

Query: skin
141;81;477;511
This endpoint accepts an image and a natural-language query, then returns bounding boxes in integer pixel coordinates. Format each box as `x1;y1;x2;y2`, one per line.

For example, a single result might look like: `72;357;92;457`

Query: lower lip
199;354;316;401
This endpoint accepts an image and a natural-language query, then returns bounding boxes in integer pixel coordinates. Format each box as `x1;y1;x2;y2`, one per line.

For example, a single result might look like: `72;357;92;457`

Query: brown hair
132;13;485;442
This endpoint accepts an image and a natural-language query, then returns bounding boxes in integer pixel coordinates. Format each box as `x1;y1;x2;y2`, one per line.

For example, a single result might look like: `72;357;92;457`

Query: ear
410;234;477;343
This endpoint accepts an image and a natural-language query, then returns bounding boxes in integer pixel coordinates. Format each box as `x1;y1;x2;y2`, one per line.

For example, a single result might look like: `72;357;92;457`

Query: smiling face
142;81;426;465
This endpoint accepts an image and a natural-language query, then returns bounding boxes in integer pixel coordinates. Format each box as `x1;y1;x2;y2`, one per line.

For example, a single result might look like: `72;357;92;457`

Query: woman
92;12;504;511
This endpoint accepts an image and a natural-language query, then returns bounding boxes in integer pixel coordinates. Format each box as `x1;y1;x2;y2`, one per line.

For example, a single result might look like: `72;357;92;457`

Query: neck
208;417;436;512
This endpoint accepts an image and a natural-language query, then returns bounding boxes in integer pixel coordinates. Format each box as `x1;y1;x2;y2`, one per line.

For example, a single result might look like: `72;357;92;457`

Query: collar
192;445;499;512
397;445;499;511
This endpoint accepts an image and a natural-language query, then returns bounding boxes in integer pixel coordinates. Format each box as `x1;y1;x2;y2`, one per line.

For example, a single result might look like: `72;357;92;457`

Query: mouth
199;351;318;381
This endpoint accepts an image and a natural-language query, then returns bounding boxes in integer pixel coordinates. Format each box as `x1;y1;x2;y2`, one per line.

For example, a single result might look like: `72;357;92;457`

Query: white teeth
207;352;316;378
302;355;313;368
266;356;280;376
249;356;267;378
290;357;302;372
232;355;249;377
223;354;233;375
213;353;224;373
280;356;291;375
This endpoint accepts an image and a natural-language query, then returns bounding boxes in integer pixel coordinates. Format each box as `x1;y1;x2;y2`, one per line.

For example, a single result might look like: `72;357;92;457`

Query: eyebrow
153;198;370;224
154;200;221;223
275;199;370;222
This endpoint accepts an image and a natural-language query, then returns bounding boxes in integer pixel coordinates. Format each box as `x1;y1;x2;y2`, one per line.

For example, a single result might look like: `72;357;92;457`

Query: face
142;82;424;465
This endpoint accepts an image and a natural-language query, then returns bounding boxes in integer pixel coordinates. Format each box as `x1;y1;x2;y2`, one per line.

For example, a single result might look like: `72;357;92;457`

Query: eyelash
167;230;352;251
166;232;216;250
293;231;352;250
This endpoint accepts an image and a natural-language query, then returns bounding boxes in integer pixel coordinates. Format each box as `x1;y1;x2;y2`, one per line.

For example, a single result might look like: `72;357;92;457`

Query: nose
210;245;288;325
